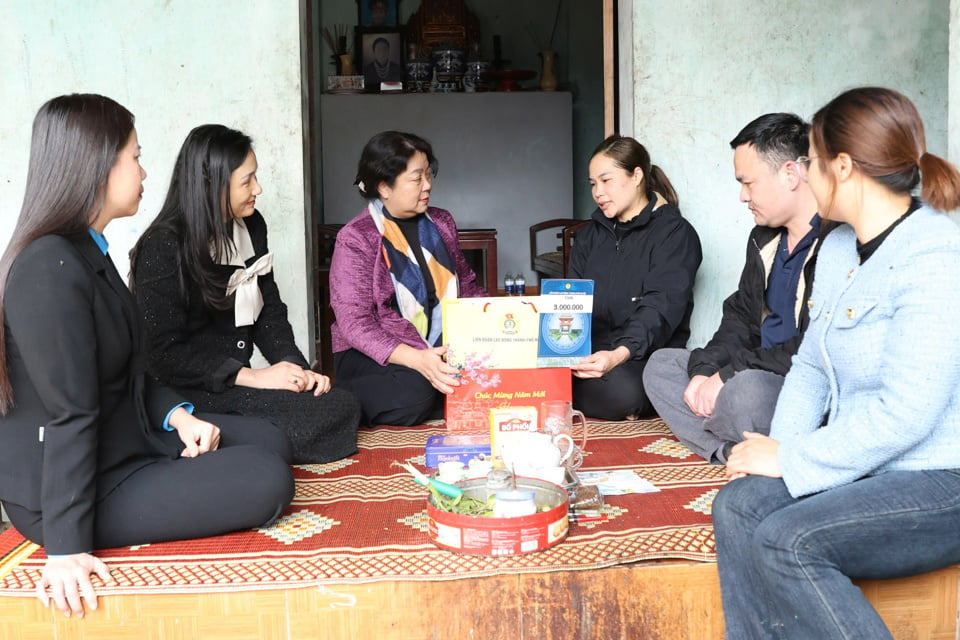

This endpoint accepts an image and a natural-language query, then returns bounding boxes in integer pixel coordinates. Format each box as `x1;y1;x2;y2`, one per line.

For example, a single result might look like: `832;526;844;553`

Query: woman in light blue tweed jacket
713;87;960;639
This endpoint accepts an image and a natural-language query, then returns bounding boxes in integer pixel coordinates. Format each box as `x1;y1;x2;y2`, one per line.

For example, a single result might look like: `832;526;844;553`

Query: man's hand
683;372;724;417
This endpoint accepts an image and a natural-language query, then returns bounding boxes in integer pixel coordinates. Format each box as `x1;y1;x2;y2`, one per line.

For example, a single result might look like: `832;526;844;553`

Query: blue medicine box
425;434;491;468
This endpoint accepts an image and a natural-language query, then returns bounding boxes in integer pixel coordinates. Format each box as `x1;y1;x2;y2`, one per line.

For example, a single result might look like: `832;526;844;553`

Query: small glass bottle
486;468;513;498
515;272;526;295
504;273;515;296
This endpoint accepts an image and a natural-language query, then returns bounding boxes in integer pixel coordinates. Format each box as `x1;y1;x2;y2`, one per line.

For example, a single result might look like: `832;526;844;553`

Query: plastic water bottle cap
495;489;535;501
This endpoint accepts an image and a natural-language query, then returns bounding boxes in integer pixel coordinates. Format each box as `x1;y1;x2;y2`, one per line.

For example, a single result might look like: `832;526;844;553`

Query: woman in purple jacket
329;131;486;426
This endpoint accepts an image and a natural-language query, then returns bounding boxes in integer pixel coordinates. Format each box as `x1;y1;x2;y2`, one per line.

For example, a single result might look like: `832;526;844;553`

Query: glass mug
540;400;587;452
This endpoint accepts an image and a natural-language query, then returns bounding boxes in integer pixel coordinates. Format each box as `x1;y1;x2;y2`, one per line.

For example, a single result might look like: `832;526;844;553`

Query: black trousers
334;349;443;426
572;357;654;421
4;413;294;550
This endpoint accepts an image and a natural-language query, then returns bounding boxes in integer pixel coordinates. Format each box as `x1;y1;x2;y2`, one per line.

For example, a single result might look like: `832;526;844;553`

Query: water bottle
515;272;526;296
504;273;515;296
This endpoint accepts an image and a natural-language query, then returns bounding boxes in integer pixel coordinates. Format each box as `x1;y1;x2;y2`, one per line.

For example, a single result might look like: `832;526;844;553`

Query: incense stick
323;24;351;54
548;0;561;49
322;27;338;54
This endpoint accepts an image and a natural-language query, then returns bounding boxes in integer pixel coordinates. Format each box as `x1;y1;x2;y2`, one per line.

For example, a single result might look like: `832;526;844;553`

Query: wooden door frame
603;0;616;136
606;0;636;138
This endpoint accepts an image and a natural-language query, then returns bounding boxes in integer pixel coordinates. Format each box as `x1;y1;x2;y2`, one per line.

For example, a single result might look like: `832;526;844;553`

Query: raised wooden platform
1;560;956;639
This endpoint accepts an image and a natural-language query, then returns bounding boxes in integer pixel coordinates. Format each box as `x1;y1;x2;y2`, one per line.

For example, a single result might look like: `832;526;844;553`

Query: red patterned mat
0;418;725;596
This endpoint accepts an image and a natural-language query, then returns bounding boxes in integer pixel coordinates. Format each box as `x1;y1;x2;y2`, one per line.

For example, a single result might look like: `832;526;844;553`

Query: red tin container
427;478;569;556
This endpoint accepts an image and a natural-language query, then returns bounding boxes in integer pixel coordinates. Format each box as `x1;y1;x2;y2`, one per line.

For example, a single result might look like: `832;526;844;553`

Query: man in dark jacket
644;113;829;463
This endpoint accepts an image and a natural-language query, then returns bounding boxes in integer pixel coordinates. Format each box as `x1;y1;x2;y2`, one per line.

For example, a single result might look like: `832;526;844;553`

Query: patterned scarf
368;200;458;345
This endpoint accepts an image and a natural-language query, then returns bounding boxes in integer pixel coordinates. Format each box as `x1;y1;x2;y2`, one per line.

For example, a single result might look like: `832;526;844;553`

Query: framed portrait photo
358;0;399;28
358;28;405;92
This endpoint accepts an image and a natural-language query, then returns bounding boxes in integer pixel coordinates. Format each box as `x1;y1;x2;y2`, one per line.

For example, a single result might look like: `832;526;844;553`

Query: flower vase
339;54;355;76
539;50;557;91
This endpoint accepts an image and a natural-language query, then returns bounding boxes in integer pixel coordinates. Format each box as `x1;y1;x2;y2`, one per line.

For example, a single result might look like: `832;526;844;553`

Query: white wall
620;0;951;347
0;1;311;355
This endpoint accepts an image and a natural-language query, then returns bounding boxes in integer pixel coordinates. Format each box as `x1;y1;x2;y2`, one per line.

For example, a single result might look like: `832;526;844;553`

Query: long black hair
130;124;253;310
0;93;135;414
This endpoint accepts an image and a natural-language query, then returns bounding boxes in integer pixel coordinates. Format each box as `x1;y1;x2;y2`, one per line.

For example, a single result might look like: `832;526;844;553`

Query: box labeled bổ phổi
489;406;538;464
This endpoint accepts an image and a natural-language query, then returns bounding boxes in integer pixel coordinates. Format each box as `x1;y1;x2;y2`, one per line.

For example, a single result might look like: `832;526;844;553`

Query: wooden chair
529;219;589;283
456;228;498;295
313;223;344;377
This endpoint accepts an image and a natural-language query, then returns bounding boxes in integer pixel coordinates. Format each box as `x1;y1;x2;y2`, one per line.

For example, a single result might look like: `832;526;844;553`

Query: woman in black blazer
129;125;360;463
0;94;295;618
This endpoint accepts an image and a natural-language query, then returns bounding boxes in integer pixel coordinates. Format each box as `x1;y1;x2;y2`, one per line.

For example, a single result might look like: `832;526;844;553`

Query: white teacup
466;457;493;478
499;431;574;476
528;465;566;485
437;461;467;484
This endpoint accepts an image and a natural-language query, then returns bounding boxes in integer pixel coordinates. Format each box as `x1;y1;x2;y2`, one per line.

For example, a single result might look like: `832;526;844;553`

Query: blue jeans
713;470;960;639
